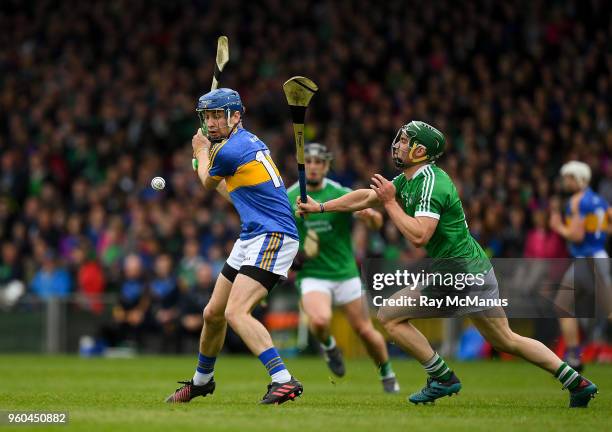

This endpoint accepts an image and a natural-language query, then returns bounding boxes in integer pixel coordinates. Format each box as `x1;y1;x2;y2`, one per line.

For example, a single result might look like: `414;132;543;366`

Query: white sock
193;370;213;385
321;336;336;350
271;369;292;383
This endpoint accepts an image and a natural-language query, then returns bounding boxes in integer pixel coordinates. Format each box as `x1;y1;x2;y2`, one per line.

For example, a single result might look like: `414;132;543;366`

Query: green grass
0;355;610;431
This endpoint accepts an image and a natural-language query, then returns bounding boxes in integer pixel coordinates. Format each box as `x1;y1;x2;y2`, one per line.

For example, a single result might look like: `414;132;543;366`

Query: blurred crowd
1;0;611;339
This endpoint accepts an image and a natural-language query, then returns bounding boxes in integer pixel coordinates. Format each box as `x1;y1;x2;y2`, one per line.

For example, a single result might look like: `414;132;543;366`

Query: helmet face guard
304;143;332;162
391;126;427;169
304;143;332;186
196;88;244;143
196;109;237;144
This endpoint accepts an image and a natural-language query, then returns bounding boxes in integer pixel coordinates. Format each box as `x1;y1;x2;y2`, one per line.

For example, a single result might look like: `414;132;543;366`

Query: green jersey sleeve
414;170;447;220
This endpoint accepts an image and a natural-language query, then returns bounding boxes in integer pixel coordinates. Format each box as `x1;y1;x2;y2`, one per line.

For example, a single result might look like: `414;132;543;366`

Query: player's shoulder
579;188;608;211
216;128;265;163
588;188;608;205
411;164;454;200
429;164;452;182
412;164;451;186
428;164;455;191
229;127;266;148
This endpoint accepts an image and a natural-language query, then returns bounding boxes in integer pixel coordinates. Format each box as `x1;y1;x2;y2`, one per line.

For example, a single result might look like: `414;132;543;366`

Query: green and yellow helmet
391;120;446;168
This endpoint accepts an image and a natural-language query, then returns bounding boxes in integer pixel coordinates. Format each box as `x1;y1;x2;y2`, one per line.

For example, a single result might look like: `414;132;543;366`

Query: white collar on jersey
410;163;432;180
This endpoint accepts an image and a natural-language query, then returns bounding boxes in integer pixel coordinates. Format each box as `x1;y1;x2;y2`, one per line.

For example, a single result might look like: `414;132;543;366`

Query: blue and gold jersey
565;187;609;257
208;127;298;241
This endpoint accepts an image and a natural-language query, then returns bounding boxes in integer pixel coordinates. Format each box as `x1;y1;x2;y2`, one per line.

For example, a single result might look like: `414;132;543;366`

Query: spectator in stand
177;239;204;291
71;240;105;315
60;214;83;261
524;207;569;259
112;254;150;347
0;242;24;287
150;253;180;352
180;262;216;334
0;242;26;309
30;250;71;299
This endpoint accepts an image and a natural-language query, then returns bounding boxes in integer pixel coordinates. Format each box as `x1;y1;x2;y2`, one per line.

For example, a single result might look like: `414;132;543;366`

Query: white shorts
226;232;298;277
299;276;363;306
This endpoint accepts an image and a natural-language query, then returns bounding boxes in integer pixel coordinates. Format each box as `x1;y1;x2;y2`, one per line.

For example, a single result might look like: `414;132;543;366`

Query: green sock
555;362;581;390
379;361;395;379
321;335;335;350
422;352;453;381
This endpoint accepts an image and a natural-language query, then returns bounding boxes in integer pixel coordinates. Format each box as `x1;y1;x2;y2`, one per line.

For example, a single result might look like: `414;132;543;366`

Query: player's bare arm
370;173;437;247
192;129;231;201
549;195;585;242
297;188;380;216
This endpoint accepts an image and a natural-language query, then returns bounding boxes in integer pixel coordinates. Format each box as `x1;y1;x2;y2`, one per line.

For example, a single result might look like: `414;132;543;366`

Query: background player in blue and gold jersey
166;88;303;405
550;160;611;372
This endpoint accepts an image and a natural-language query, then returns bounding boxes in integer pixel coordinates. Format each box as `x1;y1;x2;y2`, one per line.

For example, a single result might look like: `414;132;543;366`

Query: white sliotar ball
151;176;166;190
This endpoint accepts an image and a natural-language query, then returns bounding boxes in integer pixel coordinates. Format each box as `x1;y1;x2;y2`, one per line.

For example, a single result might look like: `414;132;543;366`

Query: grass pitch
0;355;610;431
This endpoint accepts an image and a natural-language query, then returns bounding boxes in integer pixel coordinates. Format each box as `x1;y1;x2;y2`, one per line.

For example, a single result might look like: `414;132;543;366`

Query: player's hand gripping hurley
193;36;230;171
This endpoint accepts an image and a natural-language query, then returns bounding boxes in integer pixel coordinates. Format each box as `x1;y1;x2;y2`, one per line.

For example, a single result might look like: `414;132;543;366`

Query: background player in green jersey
298;121;598;408
287;143;400;393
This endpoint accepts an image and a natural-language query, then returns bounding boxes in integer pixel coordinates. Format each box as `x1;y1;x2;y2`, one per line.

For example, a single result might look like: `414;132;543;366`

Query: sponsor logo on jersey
305;220;333;233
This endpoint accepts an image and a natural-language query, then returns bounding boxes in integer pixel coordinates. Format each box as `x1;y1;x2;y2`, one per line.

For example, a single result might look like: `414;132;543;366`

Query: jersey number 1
256;151;281;187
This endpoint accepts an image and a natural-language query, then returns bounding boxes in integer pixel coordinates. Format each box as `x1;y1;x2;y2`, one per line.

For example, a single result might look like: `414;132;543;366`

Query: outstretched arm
297;188;380;215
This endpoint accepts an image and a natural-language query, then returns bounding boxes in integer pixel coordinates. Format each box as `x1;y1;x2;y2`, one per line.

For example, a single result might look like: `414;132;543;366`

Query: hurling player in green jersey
288;143;399;393
298;121;598;408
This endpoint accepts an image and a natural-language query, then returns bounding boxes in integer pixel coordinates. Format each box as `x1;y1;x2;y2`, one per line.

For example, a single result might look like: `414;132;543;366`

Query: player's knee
382;318;398;335
348;318;371;338
223;307;236;325
203;305;225;326
309;313;331;332
376;308;392;326
382;316;410;339
223;304;247;325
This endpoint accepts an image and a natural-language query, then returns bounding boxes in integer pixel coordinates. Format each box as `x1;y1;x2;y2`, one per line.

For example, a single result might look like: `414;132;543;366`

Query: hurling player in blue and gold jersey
550;161;611;372
166;88;303;405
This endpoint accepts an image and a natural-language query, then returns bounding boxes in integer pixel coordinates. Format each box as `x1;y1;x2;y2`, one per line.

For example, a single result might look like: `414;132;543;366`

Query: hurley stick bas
282;76;318;209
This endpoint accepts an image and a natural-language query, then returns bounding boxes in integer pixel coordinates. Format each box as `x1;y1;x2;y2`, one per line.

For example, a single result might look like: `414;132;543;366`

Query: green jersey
287;179;359;281
392;164;490;270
